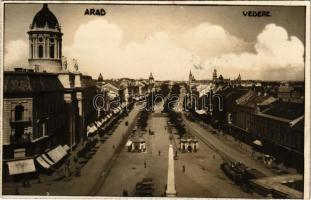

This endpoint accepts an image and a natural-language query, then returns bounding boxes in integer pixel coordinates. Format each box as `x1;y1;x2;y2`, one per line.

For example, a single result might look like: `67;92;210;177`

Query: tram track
177;88;235;163
181;113;236;164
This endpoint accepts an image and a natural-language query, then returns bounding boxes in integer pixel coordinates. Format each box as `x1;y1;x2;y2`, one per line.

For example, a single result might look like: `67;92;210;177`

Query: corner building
3;4;97;180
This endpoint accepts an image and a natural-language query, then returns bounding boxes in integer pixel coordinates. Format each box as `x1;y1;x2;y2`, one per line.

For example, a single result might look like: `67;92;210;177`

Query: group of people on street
122;189;129;196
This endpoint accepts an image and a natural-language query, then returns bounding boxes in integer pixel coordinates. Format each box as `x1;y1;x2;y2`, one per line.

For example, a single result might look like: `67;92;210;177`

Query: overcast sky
4;3;306;81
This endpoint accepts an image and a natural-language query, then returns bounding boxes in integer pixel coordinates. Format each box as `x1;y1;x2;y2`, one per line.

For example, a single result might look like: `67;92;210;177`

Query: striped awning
36;156;51;169
7;159;36;175
47;145;67;164
41;154;54;166
87;125;98;136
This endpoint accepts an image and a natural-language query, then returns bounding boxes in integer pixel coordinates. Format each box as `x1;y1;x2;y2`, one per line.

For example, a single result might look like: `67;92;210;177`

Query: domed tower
28;4;63;72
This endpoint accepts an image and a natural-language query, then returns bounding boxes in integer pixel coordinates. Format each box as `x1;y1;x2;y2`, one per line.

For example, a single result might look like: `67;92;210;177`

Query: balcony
9;118;32;127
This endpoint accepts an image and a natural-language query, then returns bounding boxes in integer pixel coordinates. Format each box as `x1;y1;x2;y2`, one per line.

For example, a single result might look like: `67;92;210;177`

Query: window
38;45;43;58
30;44;33;58
50;45;54;58
15;105;24;121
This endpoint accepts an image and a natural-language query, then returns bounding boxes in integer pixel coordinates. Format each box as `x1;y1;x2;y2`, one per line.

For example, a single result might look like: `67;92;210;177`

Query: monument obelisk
166;144;176;197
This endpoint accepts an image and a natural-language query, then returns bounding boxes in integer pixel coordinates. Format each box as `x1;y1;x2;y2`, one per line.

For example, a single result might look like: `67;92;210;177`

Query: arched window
50;44;55;58
38;45;43;58
15;105;24;121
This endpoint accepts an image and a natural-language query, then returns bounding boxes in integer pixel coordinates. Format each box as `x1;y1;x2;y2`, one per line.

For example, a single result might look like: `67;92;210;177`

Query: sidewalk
3;104;141;196
182;114;277;177
187;113;297;174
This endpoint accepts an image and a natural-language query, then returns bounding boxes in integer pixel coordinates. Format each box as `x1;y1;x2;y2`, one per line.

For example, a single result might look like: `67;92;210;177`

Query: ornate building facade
28;4;63;72
3;4;97;180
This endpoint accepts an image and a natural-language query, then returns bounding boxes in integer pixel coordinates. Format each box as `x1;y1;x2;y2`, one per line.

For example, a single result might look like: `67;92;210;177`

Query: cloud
202;24;304;80
64;19;196;80
24;20;303;81
4;40;28;69
180;22;250;59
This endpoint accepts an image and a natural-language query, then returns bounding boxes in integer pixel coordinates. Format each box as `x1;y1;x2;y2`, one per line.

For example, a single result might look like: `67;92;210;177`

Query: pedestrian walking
15;186;19;195
182;165;186;173
112;144;115;149
46;191;50;196
144;161;147;168
158;150;161;156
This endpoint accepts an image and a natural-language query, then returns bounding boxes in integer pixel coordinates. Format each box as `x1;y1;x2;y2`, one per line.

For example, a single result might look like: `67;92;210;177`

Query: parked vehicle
135;177;154;196
220;161;266;190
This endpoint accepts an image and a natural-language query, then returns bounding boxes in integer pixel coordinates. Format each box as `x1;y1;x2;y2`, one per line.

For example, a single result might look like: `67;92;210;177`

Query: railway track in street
177;87;235;163
182;114;236;163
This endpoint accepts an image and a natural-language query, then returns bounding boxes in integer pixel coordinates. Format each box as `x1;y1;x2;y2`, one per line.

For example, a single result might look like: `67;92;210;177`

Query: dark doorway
14;125;24;143
15;105;24;121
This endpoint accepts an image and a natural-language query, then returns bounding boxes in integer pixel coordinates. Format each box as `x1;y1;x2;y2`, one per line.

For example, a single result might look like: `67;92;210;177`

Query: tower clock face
38;38;43;42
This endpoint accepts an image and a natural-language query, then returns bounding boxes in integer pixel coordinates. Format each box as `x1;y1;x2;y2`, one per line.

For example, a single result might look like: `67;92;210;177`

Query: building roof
4;71;64;96
102;82;119;91
236;90;271;109
291;117;304;132
32;4;59;29
263;101;304;120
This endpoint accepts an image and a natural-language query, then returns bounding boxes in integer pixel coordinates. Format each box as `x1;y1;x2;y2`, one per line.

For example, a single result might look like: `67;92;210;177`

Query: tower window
38;45;43;58
50;45;55;58
50;38;54;43
15;105;24;121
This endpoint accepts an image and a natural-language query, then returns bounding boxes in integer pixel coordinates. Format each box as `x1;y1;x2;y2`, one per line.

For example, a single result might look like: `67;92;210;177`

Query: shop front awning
253;140;263;146
126;140;133;147
7;159;36;175
196;109;206;115
95;121;102;127
36;156;52;169
62;144;70;152
113;108;120;114
47;145;67;164
42;154;55;165
87;125;98;137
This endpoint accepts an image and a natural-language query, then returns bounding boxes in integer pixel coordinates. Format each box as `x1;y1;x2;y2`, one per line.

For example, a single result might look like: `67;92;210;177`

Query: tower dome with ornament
28;4;63;72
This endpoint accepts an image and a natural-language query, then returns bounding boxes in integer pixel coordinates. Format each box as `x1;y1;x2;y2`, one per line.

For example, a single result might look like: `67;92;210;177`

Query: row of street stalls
5;145;70;181
179;135;198;153
79;104;129;159
86;103;128;138
126;131;146;152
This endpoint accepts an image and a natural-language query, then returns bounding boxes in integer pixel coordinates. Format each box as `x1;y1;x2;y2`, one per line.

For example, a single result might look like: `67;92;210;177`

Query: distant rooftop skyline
4;3;306;81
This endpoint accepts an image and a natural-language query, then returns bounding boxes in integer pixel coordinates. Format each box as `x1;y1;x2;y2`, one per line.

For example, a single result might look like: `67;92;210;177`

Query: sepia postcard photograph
1;1;310;199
